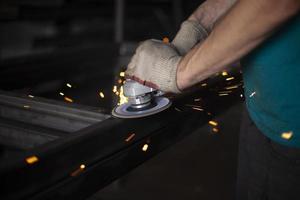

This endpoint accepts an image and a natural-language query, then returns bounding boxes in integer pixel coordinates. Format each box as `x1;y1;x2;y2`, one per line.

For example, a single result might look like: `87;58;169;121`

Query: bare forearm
178;0;300;89
188;0;237;31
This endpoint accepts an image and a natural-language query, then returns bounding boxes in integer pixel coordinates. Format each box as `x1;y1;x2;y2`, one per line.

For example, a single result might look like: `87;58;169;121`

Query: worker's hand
172;20;208;55
125;39;182;93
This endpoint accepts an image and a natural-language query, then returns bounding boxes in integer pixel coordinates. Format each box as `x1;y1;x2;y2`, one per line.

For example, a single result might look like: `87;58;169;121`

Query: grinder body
112;79;171;118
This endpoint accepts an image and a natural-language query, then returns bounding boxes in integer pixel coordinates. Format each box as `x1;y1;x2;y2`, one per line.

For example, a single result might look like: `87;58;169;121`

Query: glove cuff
172;20;208;55
162;55;182;93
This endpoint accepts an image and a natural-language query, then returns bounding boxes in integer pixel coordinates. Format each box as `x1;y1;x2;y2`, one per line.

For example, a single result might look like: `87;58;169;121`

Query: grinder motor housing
123;80;158;110
112;79;171;118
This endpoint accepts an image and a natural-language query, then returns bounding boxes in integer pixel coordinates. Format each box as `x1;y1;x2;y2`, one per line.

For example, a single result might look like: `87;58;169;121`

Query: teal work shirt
242;14;300;148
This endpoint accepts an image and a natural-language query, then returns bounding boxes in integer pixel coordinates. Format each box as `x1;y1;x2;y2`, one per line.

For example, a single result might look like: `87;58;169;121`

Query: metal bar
0;91;109;133
0;117;62;150
0;70;243;200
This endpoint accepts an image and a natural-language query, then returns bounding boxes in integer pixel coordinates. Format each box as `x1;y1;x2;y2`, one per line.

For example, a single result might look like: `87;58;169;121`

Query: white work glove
172;20;208;55
125;39;182;93
125;20;207;94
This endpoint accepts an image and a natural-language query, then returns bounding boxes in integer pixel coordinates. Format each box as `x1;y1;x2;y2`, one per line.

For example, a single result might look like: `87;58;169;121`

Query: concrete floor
88;102;244;200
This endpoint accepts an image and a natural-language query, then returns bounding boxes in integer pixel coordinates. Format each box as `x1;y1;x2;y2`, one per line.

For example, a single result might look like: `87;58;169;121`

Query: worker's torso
242;14;300;148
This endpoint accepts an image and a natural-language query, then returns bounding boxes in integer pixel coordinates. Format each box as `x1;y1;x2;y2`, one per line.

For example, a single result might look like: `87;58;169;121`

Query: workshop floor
88;102;243;200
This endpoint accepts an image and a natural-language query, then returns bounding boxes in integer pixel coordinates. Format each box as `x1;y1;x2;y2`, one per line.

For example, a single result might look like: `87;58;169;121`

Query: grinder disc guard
112;97;171;119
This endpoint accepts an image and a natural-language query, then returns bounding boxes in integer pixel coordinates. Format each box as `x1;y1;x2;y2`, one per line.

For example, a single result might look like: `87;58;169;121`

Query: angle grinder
112;79;172;118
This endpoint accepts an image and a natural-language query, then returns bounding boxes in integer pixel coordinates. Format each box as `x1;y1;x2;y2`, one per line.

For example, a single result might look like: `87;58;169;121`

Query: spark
142;144;149;152
119;72;125;77
71;164;86;177
162;37;169;43
240;94;243;98
99;92;105;98
281;131;293;140
23;105;30;109
185;104;202;108
209;120;218;126
222;71;228;76
185;104;204;111
218;90;232;94
25;156;39;164
118;86;128;105
59;92;64;96
64;96;73;103
125;133;136;142
66;83;72;88
192;107;204;111
225;85;240;90
219;93;229;96
194;98;201;102
113;85;117;93
201;83;207;87
249;91;256;98
28;95;34;98
80;164;86;169
212;127;219;133
226;77;235;81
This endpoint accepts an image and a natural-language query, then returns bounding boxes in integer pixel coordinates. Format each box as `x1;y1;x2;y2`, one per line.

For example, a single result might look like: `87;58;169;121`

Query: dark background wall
0;0;203;60
0;0;203;109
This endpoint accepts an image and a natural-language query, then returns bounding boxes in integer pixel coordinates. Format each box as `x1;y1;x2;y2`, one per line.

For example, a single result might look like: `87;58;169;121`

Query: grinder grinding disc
112;96;171;119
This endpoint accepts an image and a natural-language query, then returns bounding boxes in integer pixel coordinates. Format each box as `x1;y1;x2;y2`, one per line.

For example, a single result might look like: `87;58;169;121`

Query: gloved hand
125;20;207;94
172;20;208;55
125;39;182;93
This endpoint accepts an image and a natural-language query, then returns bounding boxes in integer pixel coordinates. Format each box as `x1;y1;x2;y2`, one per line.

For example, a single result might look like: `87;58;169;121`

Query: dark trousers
236;107;300;200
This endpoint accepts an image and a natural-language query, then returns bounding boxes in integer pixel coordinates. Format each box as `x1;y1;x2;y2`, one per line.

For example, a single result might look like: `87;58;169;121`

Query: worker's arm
177;0;300;89
172;0;236;55
188;0;236;31
125;1;238;93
